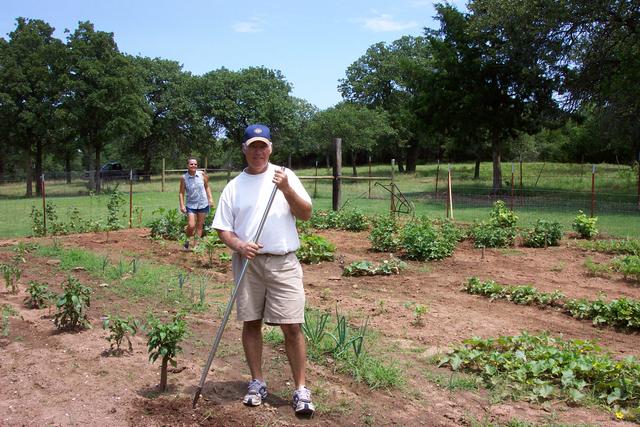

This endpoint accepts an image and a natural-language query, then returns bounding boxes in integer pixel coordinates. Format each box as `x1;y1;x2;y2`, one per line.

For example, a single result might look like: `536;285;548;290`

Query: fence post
434;159;440;200
313;160;318;199
332;138;342;211
41;174;46;236
368;155;372;199
129;170;133;228
591;164;596;217
390;159;396;217
519;158;523;206
161;158;165;192
510;163;515;211
637;152;640;211
447;165;454;219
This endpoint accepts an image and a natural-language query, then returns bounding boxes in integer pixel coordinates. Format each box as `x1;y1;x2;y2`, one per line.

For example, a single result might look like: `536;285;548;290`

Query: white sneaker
292;387;315;416
243;379;267;406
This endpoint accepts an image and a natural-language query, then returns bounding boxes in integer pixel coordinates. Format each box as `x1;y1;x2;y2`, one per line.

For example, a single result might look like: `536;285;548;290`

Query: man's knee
280;323;303;340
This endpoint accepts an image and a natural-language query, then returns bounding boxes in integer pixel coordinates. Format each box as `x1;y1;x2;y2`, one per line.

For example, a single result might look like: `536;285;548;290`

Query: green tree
339;36;431;173
65;21;149;193
0;18;68;196
125;56;211;178
309;102;395;176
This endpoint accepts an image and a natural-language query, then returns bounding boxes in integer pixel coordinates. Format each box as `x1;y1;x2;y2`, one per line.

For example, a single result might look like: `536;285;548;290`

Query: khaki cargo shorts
232;252;305;324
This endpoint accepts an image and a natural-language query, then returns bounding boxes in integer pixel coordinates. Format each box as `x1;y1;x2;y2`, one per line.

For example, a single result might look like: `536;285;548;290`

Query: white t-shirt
212;163;311;255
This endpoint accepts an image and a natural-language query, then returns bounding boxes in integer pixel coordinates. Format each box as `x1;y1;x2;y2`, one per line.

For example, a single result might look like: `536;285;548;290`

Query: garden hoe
192;167;283;408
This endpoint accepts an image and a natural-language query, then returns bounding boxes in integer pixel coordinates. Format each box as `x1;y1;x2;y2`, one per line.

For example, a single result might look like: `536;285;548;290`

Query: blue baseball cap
243;124;272;146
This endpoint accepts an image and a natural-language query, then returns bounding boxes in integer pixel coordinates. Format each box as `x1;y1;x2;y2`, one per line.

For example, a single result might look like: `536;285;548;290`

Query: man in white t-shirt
211;124;315;416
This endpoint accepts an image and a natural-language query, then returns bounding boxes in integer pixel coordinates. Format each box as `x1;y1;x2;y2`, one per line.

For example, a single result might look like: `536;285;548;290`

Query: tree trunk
491;133;502;195
25;151;33;198
351;151;358;177
474;158;481;180
405;140;418;174
35;140;43;196
160;356;168;391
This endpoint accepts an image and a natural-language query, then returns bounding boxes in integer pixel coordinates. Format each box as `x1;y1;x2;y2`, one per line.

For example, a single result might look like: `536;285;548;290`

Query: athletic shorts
186;206;210;215
232;252;305;324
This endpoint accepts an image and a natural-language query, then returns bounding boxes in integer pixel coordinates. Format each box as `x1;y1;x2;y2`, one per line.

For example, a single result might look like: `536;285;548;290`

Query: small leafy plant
106;187;126;231
342;258;406;277
297;234;335;264
610;255;640;282
400;217;460;260
368;215;401;252
471;201;518;248
522;219;563;248
1;304;18;336
54;276;92;330
24;281;55;309
1;263;22;294
148;208;187;240
146;312;187;391
103;315;139;353
194;234;225;265
583;257;611;278
572;210;598;239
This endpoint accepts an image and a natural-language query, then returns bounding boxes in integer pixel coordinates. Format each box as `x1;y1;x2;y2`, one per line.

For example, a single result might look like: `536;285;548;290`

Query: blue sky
1;0;466;110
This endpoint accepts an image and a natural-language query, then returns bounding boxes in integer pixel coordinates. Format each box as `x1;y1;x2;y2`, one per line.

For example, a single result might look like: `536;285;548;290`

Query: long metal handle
192;166;283;407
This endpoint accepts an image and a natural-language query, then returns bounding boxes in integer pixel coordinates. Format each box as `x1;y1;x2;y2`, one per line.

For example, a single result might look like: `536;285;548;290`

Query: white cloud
232;18;263;33
359;13;417;32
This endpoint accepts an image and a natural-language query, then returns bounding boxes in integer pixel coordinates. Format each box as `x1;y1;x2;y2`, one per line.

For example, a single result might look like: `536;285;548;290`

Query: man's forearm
281;187;312;221
217;230;242;252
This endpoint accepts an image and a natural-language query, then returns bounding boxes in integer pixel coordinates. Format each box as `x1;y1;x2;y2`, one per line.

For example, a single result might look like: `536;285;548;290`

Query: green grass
1;162;639;238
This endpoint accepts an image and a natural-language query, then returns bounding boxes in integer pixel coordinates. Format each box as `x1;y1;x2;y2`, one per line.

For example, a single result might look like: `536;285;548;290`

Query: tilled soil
1;228;638;426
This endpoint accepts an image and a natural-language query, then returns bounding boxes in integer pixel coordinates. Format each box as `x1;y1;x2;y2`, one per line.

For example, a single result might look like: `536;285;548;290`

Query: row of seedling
464;276;640;330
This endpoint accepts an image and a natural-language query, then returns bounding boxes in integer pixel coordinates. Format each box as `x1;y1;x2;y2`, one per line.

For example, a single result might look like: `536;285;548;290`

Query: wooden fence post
447;165;454;220
129;170;133;228
161;158;165;193
332;138;342;211
41;174;46;236
510;163;515;211
390;159;396;217
368;155;372;199
591;164;596;217
434;159;440;200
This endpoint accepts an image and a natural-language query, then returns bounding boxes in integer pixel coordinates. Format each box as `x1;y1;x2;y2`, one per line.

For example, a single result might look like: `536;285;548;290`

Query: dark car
84;161;140;181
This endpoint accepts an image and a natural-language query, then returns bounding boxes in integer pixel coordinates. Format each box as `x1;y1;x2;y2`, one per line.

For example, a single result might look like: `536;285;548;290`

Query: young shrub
369;215;400;252
522;219;563;248
342;258;407;277
148;208;187;240
106;188;126;231
194;234;225;265
584;257;611;278
309;210;340;229
297;234;335;264
103;315;139;353
146;313;187;391
1;263;22;294
24;281;54;309
400;217;459;261
336;208;369;231
54;276;92;330
471;201;518;248
572;210;598;239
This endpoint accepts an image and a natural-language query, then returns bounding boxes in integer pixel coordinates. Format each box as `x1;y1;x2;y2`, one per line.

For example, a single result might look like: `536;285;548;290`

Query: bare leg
280;323;306;388
195;212;207;239
186;213;196;245
242;320;264;381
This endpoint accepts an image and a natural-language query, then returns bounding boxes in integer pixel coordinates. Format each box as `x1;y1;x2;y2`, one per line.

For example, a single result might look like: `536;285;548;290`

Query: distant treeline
1;0;638;196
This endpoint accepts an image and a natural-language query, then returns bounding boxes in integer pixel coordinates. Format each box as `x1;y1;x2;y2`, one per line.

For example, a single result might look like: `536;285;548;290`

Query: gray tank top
183;170;208;209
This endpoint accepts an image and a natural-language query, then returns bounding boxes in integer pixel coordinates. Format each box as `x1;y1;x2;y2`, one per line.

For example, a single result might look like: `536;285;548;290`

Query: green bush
54;276;92;330
297;234;335;264
369;215;401;252
24;281;54;309
1;263;22;294
146;312;187;391
148;208;187;240
400;217;460;261
572;210;598;239
471;201;518;248
309;208;368;231
522;219;563;248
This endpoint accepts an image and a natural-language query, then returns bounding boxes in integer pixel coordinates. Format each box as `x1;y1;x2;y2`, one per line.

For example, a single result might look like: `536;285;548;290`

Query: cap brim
244;137;271;145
